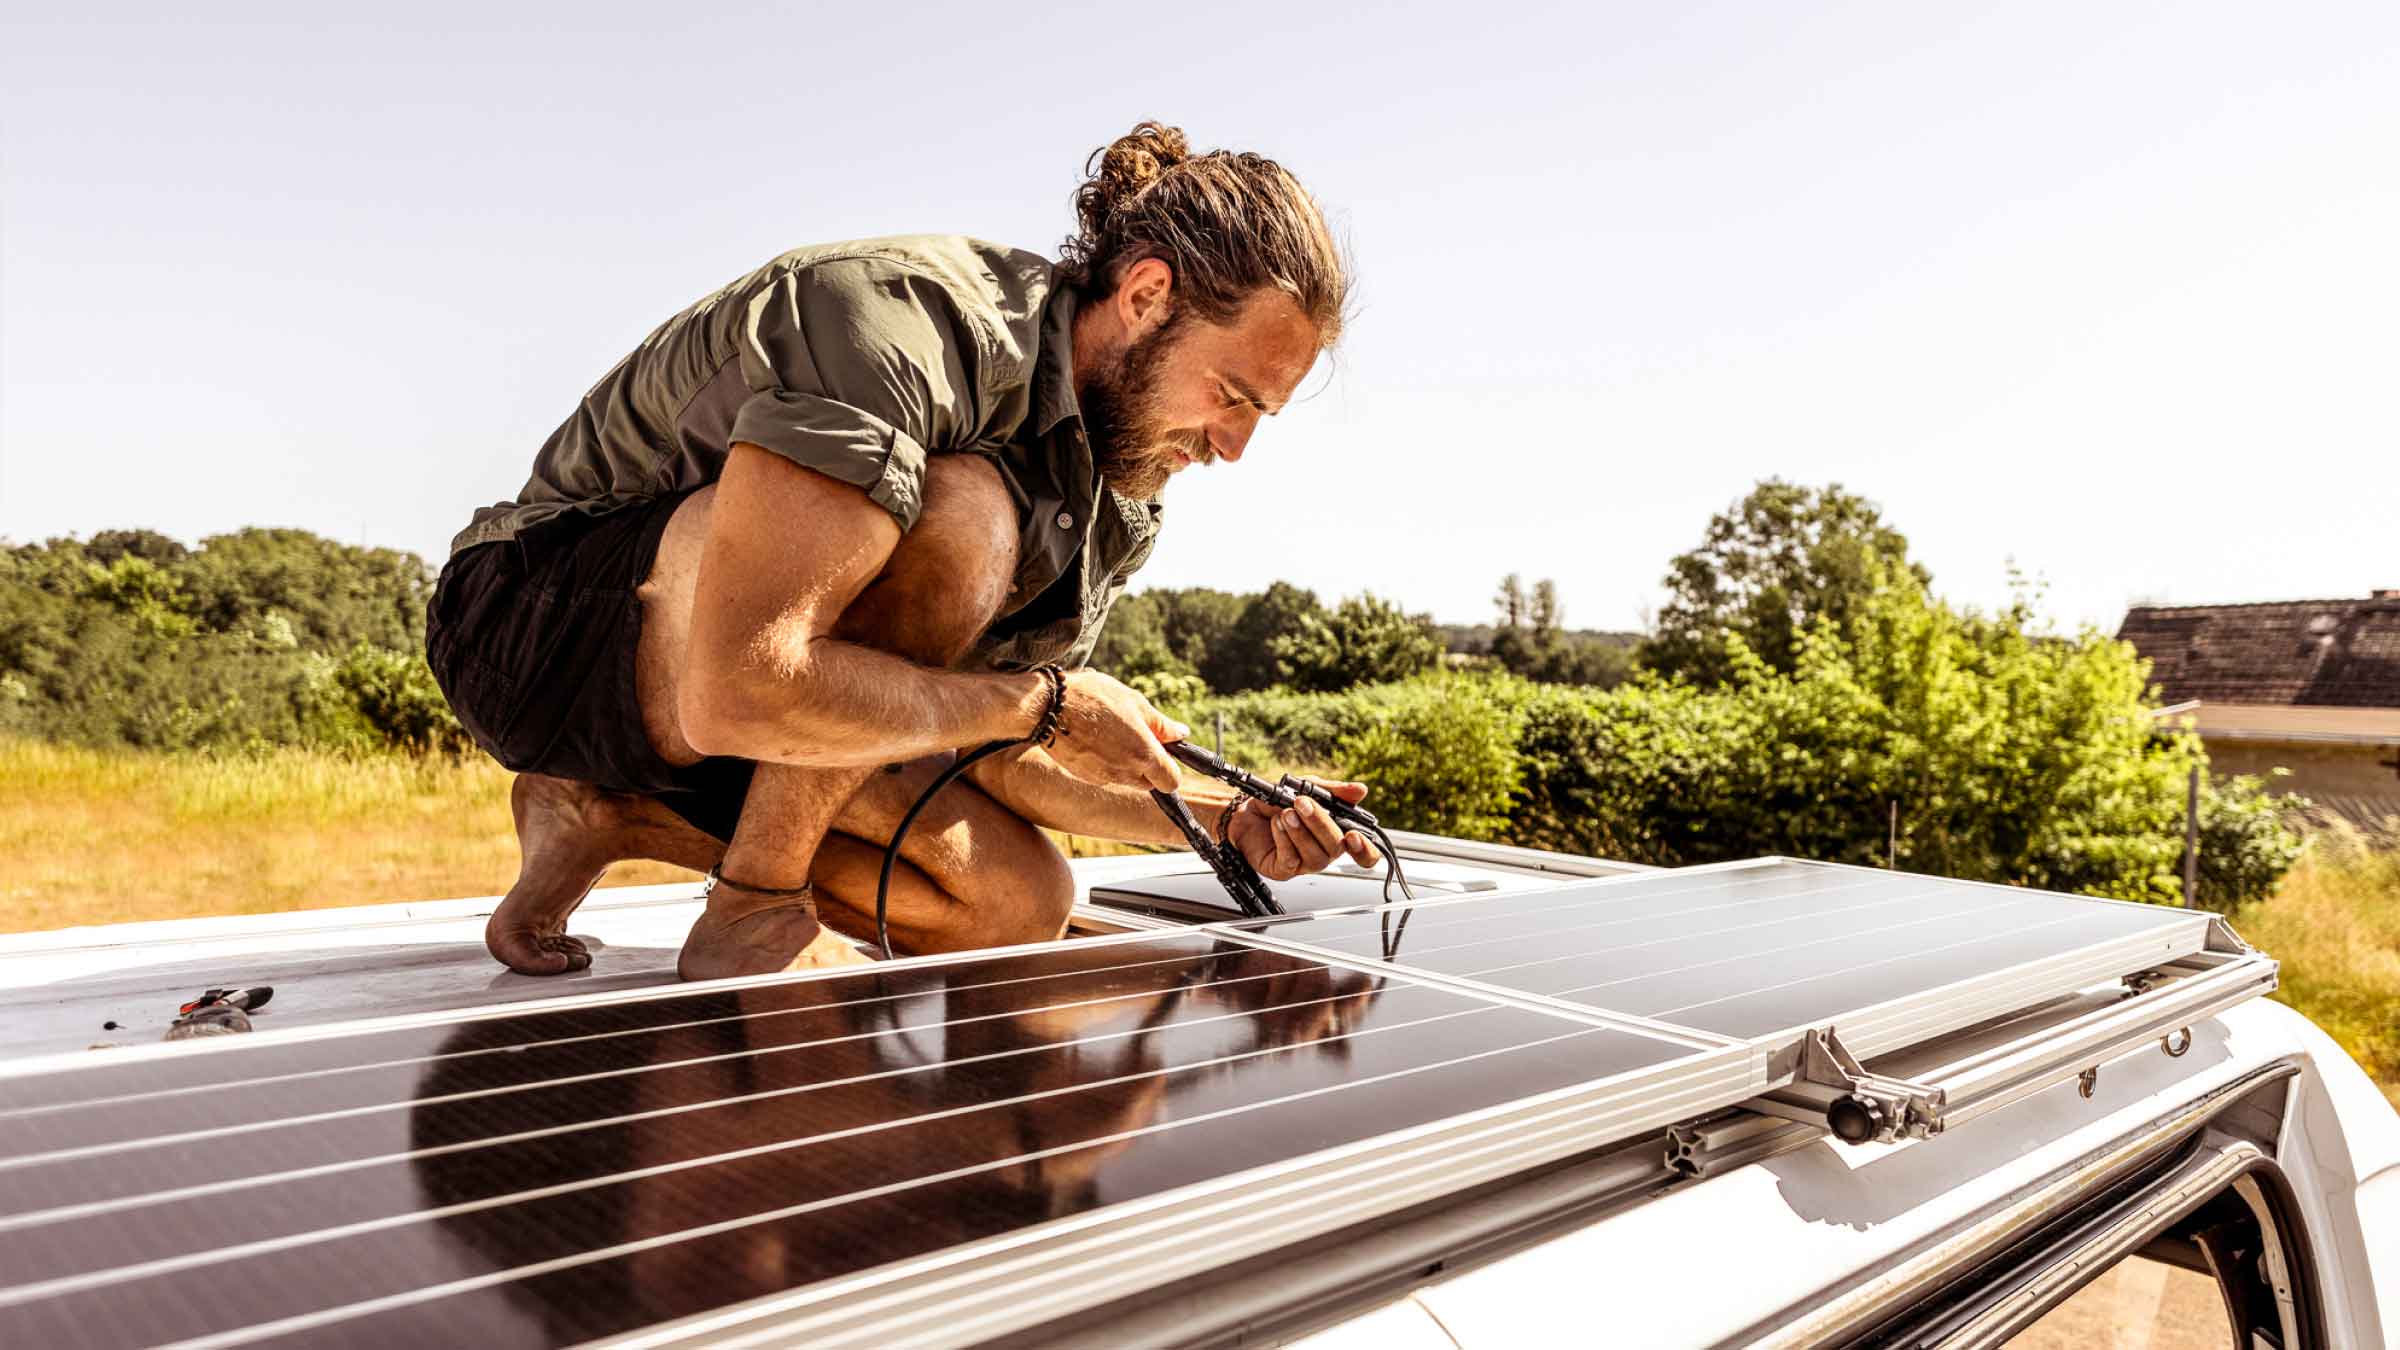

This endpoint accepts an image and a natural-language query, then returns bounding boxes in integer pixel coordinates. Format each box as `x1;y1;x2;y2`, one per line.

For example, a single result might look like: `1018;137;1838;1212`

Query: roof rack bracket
1749;1026;1945;1144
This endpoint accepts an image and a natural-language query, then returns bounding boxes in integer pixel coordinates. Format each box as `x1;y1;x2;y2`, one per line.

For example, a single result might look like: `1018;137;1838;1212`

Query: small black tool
179;987;273;1015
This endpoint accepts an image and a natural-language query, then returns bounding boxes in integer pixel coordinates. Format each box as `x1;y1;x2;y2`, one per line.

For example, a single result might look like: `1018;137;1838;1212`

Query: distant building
2117;591;2400;833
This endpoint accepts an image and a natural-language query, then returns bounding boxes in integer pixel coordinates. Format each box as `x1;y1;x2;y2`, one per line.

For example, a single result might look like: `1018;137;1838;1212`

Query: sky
3;1;2394;634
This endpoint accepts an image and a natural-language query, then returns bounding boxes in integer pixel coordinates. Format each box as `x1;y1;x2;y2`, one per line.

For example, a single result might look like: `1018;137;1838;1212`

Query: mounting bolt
1828;1095;1884;1144
2162;1027;2192;1058
2078;1067;2100;1099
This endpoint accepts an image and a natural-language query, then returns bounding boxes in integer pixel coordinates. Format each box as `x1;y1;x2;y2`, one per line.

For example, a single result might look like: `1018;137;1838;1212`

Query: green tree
0;527;455;754
1208;582;1327;692
177;527;434;651
1272;592;1444;692
1089;590;1189;682
1641;479;1928;685
1487;574;1634;688
1513;565;2303;904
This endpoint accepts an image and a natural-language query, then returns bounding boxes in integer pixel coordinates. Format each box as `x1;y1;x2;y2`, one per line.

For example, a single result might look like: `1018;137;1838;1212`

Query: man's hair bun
1074;121;1190;240
1060;121;1347;344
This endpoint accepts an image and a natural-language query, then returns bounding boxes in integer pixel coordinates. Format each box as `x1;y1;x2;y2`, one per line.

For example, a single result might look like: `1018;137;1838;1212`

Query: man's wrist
997;671;1050;743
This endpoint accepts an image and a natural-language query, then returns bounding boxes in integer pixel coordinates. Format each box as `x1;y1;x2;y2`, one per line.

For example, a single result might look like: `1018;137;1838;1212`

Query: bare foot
486;774;650;976
677;896;875;981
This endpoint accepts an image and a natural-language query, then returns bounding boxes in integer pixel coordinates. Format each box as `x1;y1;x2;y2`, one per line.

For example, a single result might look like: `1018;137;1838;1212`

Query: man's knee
963;824;1075;945
837;456;1018;667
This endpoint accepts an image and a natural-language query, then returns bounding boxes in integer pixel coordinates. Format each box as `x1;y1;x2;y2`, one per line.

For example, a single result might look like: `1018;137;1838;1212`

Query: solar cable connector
1163;740;1420;957
1148;787;1282;918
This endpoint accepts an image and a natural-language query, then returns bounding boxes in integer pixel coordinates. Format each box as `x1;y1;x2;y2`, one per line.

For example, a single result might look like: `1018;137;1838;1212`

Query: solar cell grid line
181;1024;1704;1350
311;1021;1756;1350
0;960;1420;1241
0;936;1401;1210
0;976;1500;1286
660;1039;1750;1350
0;942;1709;1350
0;871;1772;1127
0;926;1253;1115
0;862;1753;1122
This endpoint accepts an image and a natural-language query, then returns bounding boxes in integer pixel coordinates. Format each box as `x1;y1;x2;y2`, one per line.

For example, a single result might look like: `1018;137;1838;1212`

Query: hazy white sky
3;1;2393;632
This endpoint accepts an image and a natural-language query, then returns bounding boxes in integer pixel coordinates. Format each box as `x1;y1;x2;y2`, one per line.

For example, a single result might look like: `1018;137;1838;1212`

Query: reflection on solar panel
0;930;1737;1348
1225;859;2213;1056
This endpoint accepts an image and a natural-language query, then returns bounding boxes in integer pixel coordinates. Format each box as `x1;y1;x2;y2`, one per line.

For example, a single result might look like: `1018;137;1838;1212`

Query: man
428;122;1380;980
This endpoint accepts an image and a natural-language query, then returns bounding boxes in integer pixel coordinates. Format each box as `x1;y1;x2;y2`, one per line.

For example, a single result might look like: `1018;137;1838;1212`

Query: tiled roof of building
2117;592;2400;708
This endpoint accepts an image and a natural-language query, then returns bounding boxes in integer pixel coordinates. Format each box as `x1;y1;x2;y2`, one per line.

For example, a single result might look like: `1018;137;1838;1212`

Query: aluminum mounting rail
1671;948;2280;1171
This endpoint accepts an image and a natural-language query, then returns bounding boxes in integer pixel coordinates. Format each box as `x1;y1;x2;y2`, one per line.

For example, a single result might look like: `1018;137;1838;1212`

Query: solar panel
0;929;1735;1349
1219;859;2215;1055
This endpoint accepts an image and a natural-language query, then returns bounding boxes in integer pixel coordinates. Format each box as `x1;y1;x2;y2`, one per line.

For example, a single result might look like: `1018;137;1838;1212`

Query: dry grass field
0;738;698;932
2;736;2392;1108
0;738;1138;933
2231;826;2400;1108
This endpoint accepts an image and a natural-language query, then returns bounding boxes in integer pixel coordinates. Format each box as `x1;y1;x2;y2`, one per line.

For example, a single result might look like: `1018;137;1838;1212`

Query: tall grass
0;738;694;932
2233;827;2400;1109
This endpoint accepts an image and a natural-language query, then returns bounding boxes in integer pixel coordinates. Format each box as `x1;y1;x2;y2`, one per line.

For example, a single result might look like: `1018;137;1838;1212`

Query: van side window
1999;1173;2313;1349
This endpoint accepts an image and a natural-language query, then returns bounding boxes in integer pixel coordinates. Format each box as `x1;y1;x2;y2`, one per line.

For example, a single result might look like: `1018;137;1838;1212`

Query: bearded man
427;122;1380;979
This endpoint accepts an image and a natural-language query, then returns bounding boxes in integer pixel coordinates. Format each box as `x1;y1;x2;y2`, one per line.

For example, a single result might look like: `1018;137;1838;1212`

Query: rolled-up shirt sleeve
727;256;987;532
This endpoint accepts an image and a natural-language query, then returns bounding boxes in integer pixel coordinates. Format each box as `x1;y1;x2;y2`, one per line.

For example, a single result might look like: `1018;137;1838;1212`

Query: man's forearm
969;745;1235;846
696;639;1045;769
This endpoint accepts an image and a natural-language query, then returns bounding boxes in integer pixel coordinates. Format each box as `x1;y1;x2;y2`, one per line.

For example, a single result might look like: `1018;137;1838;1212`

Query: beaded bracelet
1028;664;1069;747
1215;796;1244;845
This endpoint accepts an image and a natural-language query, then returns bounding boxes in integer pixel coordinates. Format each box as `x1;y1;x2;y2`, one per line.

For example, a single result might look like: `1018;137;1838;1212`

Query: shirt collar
1030;283;1083;437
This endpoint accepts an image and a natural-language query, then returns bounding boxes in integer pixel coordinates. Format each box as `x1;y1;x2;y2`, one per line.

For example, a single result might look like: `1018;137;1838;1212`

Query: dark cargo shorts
426;492;755;842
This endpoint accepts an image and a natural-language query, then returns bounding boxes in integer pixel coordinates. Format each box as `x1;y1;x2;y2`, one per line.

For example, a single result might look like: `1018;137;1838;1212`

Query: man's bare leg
485;774;720;975
487;456;1044;977
804;758;1077;954
491;750;1073;976
640;456;1026;978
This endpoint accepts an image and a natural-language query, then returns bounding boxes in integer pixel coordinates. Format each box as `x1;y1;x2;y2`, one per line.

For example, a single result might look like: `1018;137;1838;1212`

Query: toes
492;930;589;976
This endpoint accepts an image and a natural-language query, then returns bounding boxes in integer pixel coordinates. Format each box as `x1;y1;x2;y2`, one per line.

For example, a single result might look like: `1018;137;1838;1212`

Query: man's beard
1080;315;1207;500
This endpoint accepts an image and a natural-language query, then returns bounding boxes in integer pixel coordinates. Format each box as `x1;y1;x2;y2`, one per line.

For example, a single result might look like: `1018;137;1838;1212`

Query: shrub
303;643;472;755
2194;773;2311;908
1335;676;1522;839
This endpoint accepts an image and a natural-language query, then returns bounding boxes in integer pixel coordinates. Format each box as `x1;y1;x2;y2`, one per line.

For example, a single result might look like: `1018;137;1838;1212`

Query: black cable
1366;821;1416;961
875;738;1021;961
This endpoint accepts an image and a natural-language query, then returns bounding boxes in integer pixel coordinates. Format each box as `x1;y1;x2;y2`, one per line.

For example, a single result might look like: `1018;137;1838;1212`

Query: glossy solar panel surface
0;930;1718;1349
1228;860;2213;1045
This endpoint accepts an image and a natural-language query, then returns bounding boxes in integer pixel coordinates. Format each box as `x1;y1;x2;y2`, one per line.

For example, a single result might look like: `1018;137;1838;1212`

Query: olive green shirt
453;235;1160;669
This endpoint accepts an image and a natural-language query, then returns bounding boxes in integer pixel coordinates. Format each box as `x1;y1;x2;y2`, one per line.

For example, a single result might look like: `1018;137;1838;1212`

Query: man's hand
1045;670;1186;793
1225;780;1382;881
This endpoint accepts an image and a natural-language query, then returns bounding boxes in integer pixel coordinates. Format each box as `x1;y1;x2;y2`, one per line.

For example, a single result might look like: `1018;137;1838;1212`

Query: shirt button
1055;511;1075;530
